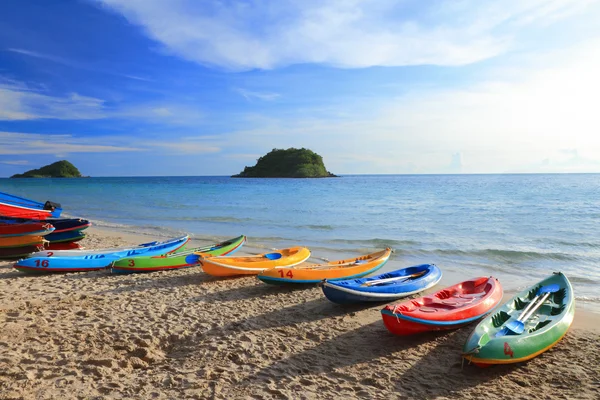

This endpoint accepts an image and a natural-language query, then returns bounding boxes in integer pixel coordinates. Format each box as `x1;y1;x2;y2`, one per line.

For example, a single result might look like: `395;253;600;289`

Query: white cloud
93;0;597;70
235;88;280;102
216;39;600;174
0;160;30;165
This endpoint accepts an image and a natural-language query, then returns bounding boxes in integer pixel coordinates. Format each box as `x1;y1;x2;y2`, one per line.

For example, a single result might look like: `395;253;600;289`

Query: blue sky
1;0;600;176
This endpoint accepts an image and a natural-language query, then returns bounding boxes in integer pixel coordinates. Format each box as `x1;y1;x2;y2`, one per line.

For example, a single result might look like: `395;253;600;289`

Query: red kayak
0;222;55;238
45;242;83;250
381;277;503;336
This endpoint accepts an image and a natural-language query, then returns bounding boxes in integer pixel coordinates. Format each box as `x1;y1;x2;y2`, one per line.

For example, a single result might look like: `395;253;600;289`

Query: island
10;160;84;178
232;148;338;178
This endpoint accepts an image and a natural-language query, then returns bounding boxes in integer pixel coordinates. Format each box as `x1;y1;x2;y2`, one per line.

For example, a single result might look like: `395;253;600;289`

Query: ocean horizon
2;173;599;309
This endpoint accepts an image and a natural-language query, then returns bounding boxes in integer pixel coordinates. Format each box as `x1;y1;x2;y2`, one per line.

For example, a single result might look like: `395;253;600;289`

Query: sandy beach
1;227;598;400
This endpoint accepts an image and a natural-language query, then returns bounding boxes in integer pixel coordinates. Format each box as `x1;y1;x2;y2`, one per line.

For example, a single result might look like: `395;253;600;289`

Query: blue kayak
322;263;442;304
13;235;189;273
44;229;86;243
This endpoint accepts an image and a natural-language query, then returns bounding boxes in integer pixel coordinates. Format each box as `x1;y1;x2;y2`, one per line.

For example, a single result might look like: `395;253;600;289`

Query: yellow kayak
199;246;311;277
0;235;46;248
257;248;392;284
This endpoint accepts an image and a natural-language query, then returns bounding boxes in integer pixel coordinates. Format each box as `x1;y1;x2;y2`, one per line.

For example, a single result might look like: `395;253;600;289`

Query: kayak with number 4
462;272;574;367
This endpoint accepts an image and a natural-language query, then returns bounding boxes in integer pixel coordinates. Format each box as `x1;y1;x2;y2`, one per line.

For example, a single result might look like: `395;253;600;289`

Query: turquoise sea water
2;174;599;307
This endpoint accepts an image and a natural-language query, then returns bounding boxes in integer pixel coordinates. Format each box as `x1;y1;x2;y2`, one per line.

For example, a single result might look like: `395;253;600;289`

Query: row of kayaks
9;234;575;367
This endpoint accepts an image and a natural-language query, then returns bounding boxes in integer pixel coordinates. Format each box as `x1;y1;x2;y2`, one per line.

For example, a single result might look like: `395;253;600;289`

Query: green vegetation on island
10;160;84;178
232;148;338;178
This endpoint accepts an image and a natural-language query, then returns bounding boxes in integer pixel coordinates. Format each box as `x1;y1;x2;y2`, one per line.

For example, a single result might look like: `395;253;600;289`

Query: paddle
496;284;559;337
362;270;428;287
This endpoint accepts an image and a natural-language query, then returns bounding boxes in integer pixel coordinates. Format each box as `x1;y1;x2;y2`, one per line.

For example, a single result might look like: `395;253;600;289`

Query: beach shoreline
1;227;598;399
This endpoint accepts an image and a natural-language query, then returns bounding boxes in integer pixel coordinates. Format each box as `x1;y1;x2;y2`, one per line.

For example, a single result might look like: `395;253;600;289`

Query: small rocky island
232;148;338;178
10;160;84;178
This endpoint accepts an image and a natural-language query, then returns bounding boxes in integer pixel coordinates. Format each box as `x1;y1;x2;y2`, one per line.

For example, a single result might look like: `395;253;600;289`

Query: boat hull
381;277;503;336
0;235;46;248
0;191;62;219
44;229;86;243
321;263;442;304
111;235;246;274
257;248;392;285
0;222;55;238
0;244;45;259
200;246;311;277
462;272;574;367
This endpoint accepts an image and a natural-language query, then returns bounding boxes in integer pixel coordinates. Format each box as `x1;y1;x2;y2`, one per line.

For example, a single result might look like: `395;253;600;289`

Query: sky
1;0;600;177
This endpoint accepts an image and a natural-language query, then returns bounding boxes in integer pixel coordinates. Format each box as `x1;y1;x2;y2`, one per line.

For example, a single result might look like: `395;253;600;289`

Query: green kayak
111;235;246;274
463;272;574;367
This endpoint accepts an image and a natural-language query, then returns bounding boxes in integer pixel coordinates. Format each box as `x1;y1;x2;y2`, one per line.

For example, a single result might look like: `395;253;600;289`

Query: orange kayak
0;235;47;248
200;246;311;277
258;248;392;284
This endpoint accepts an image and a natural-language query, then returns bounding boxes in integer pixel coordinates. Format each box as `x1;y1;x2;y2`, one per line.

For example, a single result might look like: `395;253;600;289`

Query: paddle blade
185;254;203;264
505;320;525;335
264;253;282;260
538;284;560;295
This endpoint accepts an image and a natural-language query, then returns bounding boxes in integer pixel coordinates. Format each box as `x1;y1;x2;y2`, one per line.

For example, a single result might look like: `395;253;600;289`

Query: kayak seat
419;306;439;313
458;292;486;299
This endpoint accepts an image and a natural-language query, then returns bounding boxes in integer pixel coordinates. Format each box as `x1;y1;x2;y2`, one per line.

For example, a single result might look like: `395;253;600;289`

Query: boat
45;242;83;250
321;263;442;304
0;235;47;248
462;272;574;367
0;191;62;220
200;246;311;277
258;248;392;285
44;229;86;243
13;235;189;273
0;222;55;238
29;235;186;258
0;244;45;259
45;218;91;233
111;235;247;274
381;277;503;336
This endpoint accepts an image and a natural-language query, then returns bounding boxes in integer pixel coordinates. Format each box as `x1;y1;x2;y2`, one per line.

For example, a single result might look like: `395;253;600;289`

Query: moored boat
381;277;503;336
462;272;574;367
322;263;442;304
258;248;392;285
13;235;189;273
0;191;62;220
111;235;246;274
200;246;311;277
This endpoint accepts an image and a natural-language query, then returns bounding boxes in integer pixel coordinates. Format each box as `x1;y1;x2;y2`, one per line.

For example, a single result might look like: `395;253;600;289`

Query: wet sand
1;227;598;399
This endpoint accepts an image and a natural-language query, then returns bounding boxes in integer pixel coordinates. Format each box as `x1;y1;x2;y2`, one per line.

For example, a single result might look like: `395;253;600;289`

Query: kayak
0;235;47;248
111;235;247;274
381;277;503;336
257;248;392;285
44;229;86;243
462;272;574;367
45;242;83;250
0;222;55;238
0;191;62;220
0;244;45;259
30;235;189;258
46;218;91;233
200;246;311;277
13;236;189;273
321;263;442;304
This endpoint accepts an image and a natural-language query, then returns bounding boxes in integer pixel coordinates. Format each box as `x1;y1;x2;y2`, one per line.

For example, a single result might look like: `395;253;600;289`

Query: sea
2;174;599;310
